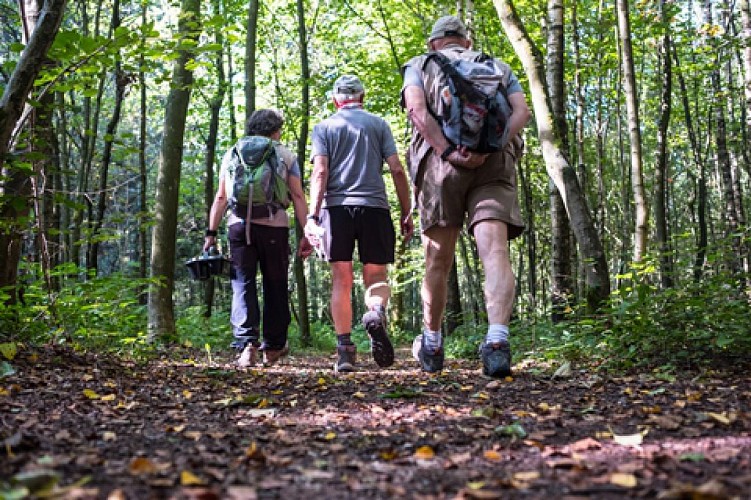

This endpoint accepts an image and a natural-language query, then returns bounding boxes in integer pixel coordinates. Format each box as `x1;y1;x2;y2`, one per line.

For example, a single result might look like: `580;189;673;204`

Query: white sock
423;329;442;352
486;324;509;345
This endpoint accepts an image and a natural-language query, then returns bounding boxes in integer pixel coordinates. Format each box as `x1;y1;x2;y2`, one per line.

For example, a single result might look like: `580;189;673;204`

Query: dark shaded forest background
1;0;750;370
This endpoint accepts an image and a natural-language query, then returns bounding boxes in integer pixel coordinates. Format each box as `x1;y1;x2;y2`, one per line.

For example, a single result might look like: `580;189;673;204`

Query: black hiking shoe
334;344;357;373
412;334;444;373
362;309;394;368
480;341;512;378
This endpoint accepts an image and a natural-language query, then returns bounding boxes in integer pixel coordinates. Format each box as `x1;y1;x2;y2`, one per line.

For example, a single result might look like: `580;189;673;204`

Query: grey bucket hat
429;15;468;42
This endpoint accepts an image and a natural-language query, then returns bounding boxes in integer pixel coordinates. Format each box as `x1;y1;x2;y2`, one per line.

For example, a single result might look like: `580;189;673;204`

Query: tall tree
294;0;311;344
0;0;67;306
743;0;751;147
203;0;227;316
494;0;610;311
654;0;674;288
616;0;648;263
88;0;127;274
147;0;202;340
546;0;574;321
245;0;259;124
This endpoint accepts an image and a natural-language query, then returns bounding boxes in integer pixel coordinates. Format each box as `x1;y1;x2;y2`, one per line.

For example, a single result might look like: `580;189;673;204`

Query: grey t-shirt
311;106;397;210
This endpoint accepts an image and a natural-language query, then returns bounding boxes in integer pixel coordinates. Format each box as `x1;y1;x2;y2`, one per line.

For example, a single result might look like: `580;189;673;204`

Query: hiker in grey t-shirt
306;74;414;373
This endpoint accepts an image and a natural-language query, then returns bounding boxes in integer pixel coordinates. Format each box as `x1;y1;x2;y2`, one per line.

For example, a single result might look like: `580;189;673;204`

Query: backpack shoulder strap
424;51;485;102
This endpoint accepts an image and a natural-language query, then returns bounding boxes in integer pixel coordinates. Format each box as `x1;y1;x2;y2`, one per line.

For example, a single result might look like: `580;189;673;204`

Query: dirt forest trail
2;345;751;499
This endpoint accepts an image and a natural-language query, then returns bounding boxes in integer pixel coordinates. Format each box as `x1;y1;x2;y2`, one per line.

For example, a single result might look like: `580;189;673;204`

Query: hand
304;219;323;247
400;213;414;244
203;236;216;252
447;146;488;169
298;236;314;259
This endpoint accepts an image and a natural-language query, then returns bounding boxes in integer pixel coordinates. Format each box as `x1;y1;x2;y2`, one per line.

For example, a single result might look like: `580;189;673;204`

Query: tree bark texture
494;0;610;311
147;0;201;340
294;0;311;345
654;0;674;288
616;0;649;263
546;0;573;322
0;0;67;305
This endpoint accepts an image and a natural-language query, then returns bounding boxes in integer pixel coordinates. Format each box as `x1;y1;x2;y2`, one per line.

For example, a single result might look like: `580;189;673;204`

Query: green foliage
0;264;153;354
511;256;751;372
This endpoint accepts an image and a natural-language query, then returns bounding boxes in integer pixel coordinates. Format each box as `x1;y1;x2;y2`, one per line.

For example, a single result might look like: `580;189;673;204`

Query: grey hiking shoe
262;343;289;366
362;309;394;368
412;334;444;373
480;341;512;378
334;344;357;373
236;343;259;368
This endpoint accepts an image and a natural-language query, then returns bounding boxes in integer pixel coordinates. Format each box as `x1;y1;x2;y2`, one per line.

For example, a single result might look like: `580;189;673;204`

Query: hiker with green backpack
204;109;313;368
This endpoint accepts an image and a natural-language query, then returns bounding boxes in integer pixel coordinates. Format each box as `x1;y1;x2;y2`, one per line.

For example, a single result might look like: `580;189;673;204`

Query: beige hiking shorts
415;139;525;239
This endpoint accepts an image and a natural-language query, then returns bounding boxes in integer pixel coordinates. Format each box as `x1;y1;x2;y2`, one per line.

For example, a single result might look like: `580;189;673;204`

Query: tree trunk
494;0;610;311
138;1;148;303
546;0;573;321
245;0;259;125
0;0;67;306
654;0;674;288
88;0;126;274
616;0;648;263
202;0;227;317
743;0;751;148
672;43;709;282
294;0;312;345
147;0;201;341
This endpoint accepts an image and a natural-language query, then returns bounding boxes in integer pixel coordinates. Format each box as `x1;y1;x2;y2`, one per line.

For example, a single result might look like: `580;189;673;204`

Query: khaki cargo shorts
414;140;525;240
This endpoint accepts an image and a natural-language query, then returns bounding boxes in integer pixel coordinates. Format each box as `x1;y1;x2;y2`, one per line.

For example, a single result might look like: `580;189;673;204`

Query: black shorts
322;206;395;264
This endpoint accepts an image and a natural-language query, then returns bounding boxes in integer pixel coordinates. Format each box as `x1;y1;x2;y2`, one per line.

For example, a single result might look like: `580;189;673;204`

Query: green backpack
228;135;290;210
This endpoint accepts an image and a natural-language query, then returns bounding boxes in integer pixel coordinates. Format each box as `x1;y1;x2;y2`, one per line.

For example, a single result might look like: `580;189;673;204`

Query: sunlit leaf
495;422;527;439
414;445;435;459
180;470;205;486
0;342;18;360
513;470;540;482
613;432;643;446
83;389;100;399
128;457;158;474
483;450;502;461
610;472;637;488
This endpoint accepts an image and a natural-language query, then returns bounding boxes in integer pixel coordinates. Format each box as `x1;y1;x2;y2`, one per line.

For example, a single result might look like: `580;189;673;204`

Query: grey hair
334;91;364;102
246;109;284;137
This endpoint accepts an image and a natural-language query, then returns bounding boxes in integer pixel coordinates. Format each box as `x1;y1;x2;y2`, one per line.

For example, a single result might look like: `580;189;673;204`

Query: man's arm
288;174;309;228
287;173;313;258
385;153;414;242
308;155;328;219
505;91;531;143
402;85;486;169
203;176;228;251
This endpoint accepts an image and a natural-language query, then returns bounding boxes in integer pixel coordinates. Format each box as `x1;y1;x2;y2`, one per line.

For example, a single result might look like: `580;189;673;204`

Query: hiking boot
236;343;259;368
334;344;357;373
362;309;394;368
480;341;512;378
412;334;444;373
262;343;289;366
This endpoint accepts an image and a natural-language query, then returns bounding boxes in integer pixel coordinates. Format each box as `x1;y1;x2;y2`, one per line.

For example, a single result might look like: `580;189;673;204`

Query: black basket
186;248;231;281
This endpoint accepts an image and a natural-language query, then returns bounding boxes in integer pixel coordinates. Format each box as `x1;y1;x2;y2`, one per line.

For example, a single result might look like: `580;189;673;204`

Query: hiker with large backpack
401;15;531;378
204;109;313;368
305;75;414;373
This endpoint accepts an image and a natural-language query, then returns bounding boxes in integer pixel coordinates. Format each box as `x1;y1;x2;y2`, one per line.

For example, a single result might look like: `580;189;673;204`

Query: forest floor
1;344;751;499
